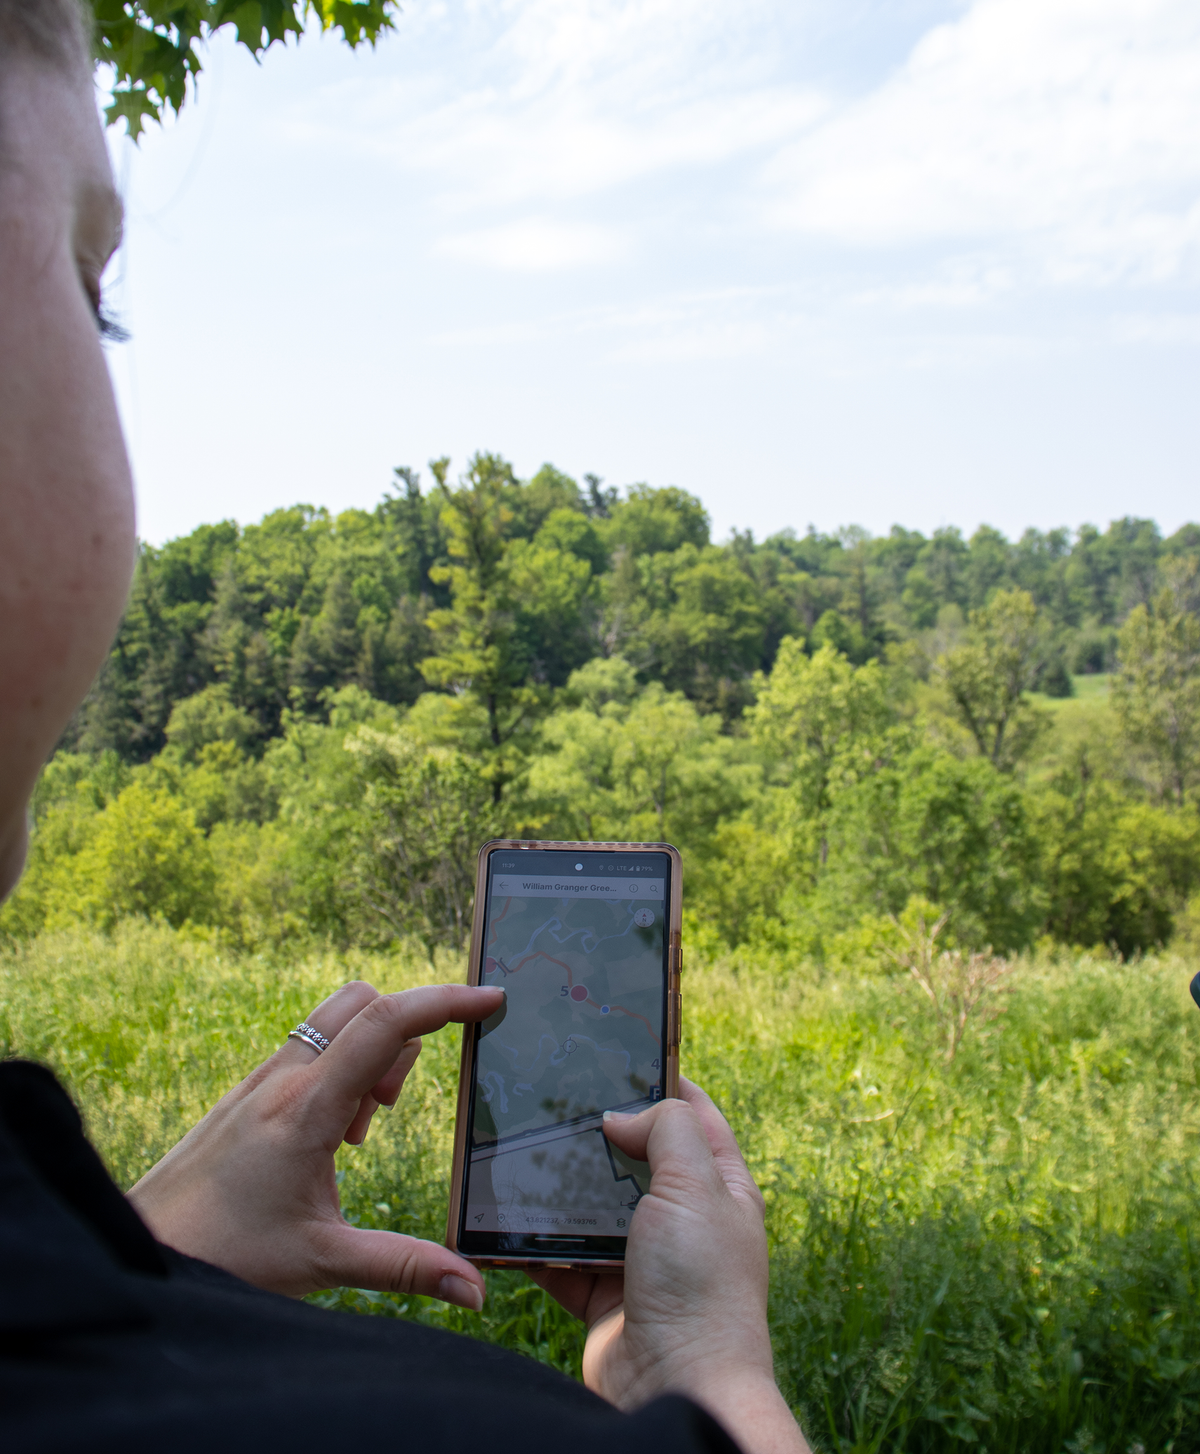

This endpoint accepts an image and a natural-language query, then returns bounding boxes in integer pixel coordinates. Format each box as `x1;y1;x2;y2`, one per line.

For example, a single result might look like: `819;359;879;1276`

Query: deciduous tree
937;588;1047;771
747;640;896;818
1113;561;1200;806
341;726;502;950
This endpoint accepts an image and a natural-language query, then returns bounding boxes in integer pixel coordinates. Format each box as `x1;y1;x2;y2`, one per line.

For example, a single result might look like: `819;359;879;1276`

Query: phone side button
669;991;682;1047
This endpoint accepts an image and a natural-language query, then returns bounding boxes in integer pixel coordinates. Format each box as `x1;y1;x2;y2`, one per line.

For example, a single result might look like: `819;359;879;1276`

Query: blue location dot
601;1005;610;1014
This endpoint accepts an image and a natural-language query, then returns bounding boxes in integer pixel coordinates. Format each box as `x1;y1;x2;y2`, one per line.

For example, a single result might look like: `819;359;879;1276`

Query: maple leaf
90;1;398;136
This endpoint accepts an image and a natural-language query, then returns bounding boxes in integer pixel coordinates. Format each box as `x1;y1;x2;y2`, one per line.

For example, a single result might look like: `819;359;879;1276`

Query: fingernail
438;1273;484;1311
603;1110;632;1123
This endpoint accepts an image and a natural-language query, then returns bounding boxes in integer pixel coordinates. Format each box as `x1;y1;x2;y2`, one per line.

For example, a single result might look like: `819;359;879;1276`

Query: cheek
0;345;135;687
0;243;136;787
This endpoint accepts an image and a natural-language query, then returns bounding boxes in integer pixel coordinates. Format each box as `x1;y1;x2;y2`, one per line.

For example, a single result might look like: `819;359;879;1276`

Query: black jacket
0;1060;738;1454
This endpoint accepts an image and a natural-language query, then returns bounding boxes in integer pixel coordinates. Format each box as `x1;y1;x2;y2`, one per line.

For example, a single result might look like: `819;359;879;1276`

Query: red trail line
492;925;662;1048
487;895;515;951
509;950;575;977
587;1000;660;1047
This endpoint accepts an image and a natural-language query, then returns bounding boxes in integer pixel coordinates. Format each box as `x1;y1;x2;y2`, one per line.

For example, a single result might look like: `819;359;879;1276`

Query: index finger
315;984;504;1110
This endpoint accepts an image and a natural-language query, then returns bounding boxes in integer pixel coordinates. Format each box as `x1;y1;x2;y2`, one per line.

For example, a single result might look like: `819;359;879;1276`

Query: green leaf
104;86;161;142
90;1;398;135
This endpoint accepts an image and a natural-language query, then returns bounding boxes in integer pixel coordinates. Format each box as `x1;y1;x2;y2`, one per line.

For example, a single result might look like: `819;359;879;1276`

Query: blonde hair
0;0;90;73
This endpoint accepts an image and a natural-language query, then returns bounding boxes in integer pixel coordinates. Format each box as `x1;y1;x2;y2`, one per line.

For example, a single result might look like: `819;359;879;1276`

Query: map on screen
462;866;666;1238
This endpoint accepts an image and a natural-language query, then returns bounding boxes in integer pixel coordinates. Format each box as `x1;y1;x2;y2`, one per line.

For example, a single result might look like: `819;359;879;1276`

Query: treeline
68;454;1199;759
6;454;1200;961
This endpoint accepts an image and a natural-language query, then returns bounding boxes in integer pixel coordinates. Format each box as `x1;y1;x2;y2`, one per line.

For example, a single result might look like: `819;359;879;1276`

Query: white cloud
285;0;825;209
108;0;1200;551
418;292;781;371
437;216;626;268
764;0;1200;284
1112;311;1200;345
283;0;1200;291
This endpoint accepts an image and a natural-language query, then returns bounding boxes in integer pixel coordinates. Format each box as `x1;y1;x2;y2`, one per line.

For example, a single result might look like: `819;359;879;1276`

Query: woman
0;5;808;1451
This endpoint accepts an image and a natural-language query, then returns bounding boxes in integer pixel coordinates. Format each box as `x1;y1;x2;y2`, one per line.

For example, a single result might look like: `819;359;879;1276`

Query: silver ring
288;1021;331;1054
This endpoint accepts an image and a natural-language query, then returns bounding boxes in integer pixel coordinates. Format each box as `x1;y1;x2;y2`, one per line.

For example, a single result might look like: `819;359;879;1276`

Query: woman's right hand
531;1079;810;1454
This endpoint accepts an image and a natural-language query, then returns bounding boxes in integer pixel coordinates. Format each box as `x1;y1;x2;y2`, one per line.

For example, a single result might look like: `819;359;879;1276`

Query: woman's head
0;0;135;899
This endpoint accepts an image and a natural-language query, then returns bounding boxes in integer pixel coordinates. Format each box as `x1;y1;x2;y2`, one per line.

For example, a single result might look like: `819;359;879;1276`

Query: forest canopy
8;454;1200;963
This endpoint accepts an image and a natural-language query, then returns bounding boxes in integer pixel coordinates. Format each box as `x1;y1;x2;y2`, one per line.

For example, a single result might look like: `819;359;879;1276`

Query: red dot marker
570;984;589;1002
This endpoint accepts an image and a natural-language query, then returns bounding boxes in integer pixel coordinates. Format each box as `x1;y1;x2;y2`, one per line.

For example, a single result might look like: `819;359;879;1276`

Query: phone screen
456;846;672;1258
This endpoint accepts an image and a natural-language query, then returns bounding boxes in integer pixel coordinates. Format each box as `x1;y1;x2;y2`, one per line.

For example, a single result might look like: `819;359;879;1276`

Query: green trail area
2;924;1197;1453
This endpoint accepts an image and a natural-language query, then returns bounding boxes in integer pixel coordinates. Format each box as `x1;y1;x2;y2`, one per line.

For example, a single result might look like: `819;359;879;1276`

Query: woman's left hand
128;979;503;1310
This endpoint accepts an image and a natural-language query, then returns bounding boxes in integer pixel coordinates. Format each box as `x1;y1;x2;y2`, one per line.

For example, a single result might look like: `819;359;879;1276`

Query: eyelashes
97;308;130;344
84;276;130;344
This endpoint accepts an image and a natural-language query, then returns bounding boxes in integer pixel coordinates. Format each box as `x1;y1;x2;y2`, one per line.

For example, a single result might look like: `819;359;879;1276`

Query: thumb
603;1099;723;1204
315;1225;487;1312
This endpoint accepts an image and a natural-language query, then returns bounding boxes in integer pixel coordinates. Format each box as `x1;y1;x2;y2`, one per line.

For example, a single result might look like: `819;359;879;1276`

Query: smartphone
446;839;683;1270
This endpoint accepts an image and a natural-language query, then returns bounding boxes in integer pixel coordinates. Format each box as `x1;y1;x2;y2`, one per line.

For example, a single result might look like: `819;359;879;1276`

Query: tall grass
2;923;1198;1451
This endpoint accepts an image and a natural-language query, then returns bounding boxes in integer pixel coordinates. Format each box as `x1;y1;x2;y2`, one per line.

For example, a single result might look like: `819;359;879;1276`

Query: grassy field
1068;674;1114;702
2;922;1198;1452
1030;675;1113;717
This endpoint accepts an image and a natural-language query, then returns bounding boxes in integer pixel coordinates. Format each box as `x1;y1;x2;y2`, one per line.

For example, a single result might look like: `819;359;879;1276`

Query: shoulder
6;1265;737;1454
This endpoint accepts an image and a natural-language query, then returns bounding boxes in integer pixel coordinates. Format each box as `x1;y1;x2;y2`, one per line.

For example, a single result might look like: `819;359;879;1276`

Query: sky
101;0;1200;548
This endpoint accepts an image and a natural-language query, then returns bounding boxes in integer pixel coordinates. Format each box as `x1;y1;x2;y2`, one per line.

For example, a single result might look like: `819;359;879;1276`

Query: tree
937;589;1047;771
747;641;896;819
94;1;399;138
72;781;217;930
614;545;767;716
505;511;601;686
0;753;127;940
529;681;749;850
1029;748;1200;954
164;682;260;761
914;527;969;611
600;485;710;558
816;748;1044;953
67;522;239;759
1112;563;1200;806
833;524;885;655
341;726;503;951
963;525;1013;611
420;456;546;797
809;608;871;665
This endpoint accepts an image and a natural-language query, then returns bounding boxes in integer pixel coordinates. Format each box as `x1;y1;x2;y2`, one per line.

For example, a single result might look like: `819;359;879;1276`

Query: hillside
4;455;1199;960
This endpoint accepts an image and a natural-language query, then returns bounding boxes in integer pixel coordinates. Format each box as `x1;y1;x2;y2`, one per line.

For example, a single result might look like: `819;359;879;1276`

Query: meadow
3;921;1198;1453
